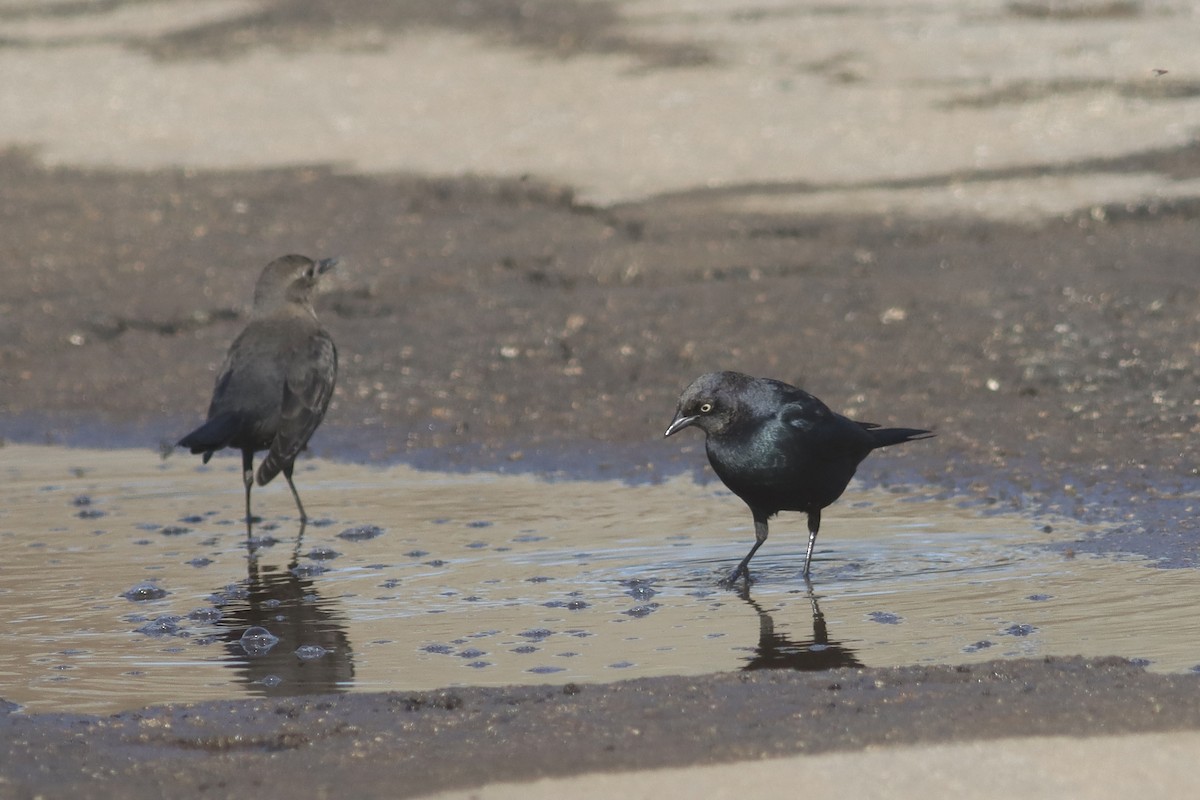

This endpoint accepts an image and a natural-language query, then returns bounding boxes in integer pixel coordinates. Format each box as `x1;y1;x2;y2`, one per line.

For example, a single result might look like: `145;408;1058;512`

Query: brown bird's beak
664;413;698;438
316;257;339;274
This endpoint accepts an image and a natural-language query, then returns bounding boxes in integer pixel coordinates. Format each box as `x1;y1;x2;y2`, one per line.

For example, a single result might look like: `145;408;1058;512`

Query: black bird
178;255;338;528
665;371;932;582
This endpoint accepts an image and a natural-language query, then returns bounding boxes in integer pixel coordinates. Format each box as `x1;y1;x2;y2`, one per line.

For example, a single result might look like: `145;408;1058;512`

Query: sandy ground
2;0;1200;797
429;732;1200;800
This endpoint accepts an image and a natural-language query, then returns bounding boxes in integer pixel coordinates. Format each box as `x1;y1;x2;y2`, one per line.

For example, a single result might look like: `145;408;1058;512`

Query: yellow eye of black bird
699;402;713;413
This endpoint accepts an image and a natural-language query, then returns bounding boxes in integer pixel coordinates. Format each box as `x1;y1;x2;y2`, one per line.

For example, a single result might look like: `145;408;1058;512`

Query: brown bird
178;255;338;528
666;371;932;583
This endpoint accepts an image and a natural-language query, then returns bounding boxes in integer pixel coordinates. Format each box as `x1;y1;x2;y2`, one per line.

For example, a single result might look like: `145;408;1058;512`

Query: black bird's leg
805;579;825;643
801;509;821;577
241;449;255;534
282;460;308;522
726;510;771;585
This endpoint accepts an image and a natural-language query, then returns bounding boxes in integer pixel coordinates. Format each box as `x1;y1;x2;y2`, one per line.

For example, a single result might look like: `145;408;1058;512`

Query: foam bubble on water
135;616;182;637
188;607;223;624
239;626;280;656
121;581;168;602
338;525;385;541
306;547;341;561
295;645;329;662
1002;623;1038;637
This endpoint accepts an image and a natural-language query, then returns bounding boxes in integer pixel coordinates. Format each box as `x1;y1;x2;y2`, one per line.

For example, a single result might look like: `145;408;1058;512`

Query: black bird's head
253;254;339;313
664;371;752;438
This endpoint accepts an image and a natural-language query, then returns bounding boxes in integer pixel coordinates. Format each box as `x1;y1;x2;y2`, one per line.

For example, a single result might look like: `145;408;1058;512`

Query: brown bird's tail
177;414;239;463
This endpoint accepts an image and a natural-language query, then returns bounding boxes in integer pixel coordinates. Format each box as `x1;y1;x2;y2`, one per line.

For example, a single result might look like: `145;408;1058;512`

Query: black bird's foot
720;565;753;588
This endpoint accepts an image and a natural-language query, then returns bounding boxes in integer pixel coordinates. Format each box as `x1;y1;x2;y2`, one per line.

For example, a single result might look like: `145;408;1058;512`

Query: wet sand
5;654;1200;798
2;0;1200;797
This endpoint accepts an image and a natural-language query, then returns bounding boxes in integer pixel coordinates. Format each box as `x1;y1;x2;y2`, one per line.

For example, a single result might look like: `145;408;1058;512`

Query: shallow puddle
1;444;1198;714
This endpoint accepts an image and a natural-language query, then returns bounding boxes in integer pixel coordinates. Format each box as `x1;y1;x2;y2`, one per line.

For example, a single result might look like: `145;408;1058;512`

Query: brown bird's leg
282;460;307;522
241;449;255;535
802;509;821;577
726;509;770;585
289;517;308;567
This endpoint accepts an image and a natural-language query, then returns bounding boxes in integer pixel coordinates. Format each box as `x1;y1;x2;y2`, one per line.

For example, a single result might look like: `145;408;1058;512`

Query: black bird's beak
316;257;339;275
664;413;698;438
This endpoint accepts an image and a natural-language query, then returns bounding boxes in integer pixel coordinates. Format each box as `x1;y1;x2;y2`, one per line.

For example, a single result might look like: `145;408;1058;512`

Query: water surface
2;444;1196;714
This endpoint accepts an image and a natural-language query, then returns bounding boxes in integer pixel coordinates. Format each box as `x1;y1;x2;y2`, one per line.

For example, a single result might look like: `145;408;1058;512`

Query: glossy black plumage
178;254;338;527
665;371;932;582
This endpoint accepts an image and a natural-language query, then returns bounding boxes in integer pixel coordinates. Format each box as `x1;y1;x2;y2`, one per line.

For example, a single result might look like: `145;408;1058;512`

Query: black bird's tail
177;414;239;463
860;423;934;450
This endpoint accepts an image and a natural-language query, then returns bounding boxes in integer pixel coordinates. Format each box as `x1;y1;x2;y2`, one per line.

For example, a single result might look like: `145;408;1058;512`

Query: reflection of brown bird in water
178;255;338;528
216;525;355;697
738;587;862;672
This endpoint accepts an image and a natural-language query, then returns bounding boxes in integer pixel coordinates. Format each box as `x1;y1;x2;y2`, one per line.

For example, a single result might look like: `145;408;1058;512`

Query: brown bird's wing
256;331;337;486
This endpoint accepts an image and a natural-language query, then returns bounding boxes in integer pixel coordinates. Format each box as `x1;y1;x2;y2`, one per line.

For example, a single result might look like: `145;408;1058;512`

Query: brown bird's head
664;371;754;438
253;254;338;312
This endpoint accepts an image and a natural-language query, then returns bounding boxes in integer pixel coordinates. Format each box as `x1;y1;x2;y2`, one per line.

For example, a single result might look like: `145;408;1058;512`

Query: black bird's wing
777;386;890;453
776;386;840;434
759;386;879;512
256;331;337;486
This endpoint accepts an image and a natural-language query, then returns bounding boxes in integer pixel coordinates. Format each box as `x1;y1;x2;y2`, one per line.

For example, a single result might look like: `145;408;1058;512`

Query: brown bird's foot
288;518;309;566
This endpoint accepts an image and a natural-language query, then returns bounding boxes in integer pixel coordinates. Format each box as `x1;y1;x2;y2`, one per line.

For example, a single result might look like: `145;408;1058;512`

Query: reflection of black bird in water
214;523;355;697
178;255;338;531
666;371;932;583
738;586;862;672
